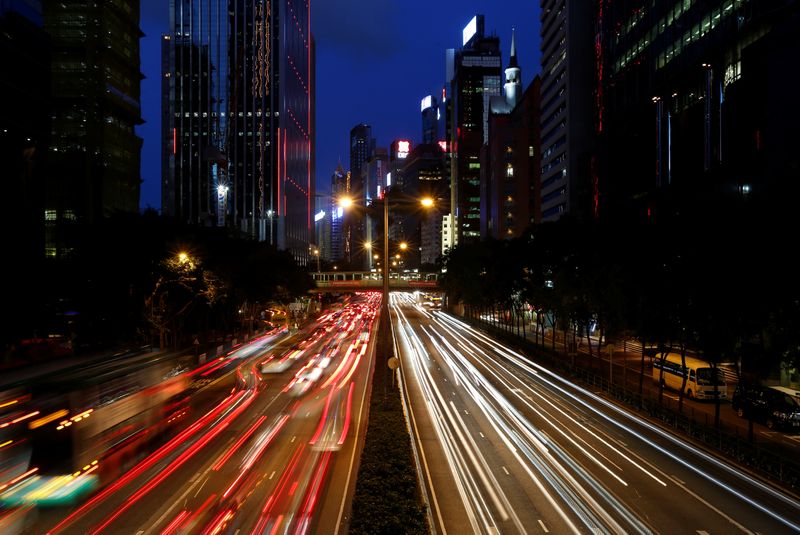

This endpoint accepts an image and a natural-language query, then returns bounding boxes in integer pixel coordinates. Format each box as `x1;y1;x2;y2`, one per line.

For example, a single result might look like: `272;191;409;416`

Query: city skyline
138;0;539;210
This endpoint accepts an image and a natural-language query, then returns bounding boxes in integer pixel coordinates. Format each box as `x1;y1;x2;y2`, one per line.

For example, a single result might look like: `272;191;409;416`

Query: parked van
731;384;800;430
652;353;727;400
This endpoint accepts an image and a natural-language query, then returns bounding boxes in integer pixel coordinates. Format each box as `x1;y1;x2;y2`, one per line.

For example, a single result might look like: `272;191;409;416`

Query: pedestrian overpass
311;271;440;292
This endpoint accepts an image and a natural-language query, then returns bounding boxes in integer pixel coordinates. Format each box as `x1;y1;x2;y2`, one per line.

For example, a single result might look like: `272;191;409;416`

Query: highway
392;292;800;534
21;293;380;535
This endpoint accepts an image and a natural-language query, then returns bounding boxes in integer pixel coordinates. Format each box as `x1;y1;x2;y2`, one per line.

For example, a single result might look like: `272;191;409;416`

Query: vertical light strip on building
277;126;282;216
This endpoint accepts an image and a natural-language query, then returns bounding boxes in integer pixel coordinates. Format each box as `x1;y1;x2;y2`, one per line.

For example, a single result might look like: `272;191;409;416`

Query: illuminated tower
448;14;502;245
163;0;313;262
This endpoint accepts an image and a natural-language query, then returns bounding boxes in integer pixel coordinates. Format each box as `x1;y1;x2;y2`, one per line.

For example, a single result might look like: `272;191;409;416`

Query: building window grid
614;1;748;74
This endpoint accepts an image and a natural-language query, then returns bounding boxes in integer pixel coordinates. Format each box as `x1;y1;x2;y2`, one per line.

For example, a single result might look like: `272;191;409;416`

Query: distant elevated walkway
311;271;440;292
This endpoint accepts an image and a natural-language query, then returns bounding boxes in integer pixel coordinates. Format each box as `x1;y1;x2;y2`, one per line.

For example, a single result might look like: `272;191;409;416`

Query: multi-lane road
25;293;380;535
392;292;800;534
6;290;800;534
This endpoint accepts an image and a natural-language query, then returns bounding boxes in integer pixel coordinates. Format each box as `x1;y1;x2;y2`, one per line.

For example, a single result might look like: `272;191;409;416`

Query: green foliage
349;367;428;534
3;211;313;351
441;191;800;382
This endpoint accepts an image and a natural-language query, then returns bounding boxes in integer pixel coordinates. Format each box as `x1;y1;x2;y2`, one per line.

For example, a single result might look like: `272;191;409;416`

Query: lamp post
338;192;435;399
312;248;321;273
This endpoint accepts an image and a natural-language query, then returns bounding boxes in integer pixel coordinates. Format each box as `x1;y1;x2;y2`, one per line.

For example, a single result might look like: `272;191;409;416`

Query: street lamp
339;192;434;390
312;248;321;273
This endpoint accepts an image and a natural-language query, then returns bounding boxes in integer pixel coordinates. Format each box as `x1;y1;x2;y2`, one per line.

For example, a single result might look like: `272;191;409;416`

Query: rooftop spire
509;28;518;68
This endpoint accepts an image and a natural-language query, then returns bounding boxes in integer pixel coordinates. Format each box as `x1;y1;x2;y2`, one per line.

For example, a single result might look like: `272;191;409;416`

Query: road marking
479;432;485;438
697;531;710;535
291;435;296;443
538;520;549;533
669;475;754;534
502;466;509;475
194;476;208;497
269;470;276;480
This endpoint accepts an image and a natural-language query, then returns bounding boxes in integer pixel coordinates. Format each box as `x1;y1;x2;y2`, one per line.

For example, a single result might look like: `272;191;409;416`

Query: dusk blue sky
138;0;541;210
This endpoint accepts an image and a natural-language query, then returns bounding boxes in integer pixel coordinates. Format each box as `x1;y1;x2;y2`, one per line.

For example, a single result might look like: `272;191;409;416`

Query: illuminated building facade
330;163;347;263
163;0;313;262
420;94;439;144
448;15;502;245
539;1;594;222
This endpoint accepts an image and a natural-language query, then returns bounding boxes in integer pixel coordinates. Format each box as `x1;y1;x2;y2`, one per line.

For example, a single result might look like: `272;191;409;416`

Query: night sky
138;0;541;210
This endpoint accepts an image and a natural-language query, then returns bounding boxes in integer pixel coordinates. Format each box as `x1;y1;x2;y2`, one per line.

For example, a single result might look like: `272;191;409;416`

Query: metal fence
460;313;800;491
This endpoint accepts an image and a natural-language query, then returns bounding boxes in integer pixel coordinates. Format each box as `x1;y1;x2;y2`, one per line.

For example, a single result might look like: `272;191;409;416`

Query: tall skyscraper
349;124;374;195
330;163;348;263
420;94;439;144
448;14;502;245
400;143;447;266
43;0;143;257
347;123;374;267
163;0;313;262
539;1;594;221
362;148;388;269
599;1;800;220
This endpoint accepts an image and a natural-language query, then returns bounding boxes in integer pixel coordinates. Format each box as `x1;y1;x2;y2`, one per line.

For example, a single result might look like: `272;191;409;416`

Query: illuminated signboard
462;16;478;46
386;172;392;187
314;210;325;222
396;140;410;159
421;95;432;112
438;140;447;152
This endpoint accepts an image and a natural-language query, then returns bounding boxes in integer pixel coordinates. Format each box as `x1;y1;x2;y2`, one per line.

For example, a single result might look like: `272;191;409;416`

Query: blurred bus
12;361;190;506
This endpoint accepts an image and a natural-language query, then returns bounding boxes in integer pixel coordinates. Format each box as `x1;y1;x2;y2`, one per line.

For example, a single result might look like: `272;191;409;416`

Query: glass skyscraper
162;0;313;261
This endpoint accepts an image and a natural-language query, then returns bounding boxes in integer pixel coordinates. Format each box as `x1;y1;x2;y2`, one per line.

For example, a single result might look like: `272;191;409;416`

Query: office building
599;1;800;220
163;0;313;262
483;31;540;239
361;148;388;269
313;192;331;263
330;163;348;263
347;123;374;267
401;143;447;266
43;0;143;257
421;94;439;144
539;1;595;221
448;15;502;244
483;76;540;239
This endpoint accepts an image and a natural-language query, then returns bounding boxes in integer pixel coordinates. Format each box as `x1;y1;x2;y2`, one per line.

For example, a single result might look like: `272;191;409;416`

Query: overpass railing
312;271;439;289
